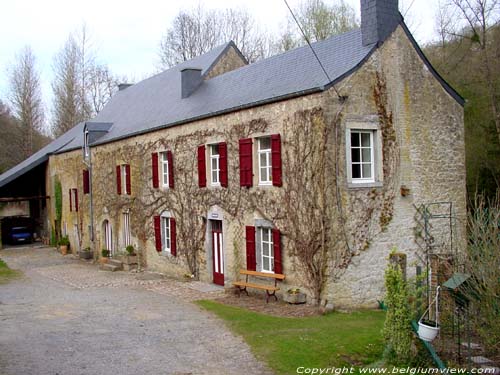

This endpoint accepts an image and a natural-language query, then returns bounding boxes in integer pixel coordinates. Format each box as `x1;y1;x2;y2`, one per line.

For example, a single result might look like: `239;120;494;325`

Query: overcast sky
0;0;439;121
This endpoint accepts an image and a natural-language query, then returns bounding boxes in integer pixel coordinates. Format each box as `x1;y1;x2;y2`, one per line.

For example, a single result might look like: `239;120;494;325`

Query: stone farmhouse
0;0;466;307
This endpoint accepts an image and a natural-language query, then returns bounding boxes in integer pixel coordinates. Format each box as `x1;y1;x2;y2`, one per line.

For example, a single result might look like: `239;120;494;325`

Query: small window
160;152;169;188
210;144;220;186
161;216;171;253
260;227;274;273
258;137;272;185
83;130;90;160
349;130;375;183
120;164;128;193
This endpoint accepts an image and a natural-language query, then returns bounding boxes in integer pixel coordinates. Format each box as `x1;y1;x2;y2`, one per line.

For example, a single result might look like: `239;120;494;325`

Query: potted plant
58;236;70;255
284;288;307;304
119;245;138;270
100;249;110;264
418;319;440;342
80;247;93;260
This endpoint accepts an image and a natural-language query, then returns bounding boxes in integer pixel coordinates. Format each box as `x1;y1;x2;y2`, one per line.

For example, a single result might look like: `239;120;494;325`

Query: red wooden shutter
271;134;282;187
170;217;177;257
74;189;79;212
151;153;159;188
239;138;253;187
154;216;161;252
245;226;256;271
272;228;282;274
219;142;228;187
167;151;174;189
83;170;90;194
69;189;73;212
197;145;206;188
125;164;131;195
116;165;122;195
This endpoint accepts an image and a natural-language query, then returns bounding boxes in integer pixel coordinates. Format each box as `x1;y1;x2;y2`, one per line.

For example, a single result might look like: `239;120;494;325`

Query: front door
211;220;224;286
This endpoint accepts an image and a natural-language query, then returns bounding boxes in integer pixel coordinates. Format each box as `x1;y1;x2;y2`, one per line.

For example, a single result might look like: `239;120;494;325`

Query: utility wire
282;0;344;100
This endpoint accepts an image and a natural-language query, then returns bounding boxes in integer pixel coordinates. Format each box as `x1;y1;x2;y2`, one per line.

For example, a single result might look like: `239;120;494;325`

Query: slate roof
68;29;376;149
0;123;84;188
0;23;464;189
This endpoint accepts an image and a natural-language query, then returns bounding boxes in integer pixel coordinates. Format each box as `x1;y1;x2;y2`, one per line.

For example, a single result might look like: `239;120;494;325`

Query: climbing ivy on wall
54;177;62;222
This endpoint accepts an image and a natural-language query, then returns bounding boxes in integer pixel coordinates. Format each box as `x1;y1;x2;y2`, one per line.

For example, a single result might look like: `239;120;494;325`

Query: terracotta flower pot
60;245;68;255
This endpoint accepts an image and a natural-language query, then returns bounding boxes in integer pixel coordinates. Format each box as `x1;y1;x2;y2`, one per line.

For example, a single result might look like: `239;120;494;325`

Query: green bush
58;235;70;246
101;249;110;257
125;245;135;255
383;257;412;365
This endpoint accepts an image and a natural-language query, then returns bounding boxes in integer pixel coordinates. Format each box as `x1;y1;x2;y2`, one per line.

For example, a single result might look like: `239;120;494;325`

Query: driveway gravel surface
0;245;272;375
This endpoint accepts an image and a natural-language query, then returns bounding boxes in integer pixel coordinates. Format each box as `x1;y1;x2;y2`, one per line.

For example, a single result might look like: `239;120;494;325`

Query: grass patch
197;300;385;374
0;258;22;284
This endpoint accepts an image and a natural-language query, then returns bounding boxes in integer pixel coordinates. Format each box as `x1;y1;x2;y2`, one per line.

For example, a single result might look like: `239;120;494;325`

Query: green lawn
197;300;385;374
0;258;21;284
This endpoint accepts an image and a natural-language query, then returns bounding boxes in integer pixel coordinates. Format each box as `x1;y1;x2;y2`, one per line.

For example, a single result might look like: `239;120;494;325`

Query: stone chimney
180;68;202;99
361;0;402;46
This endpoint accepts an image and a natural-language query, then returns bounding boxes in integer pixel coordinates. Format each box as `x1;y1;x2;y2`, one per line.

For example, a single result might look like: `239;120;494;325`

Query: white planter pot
418;321;440;342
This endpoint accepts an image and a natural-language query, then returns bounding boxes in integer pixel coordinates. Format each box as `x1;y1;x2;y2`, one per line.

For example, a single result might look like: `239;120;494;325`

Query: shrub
383;255;412;365
464;196;500;355
101;249;110;257
125;245;135;255
58;236;70;246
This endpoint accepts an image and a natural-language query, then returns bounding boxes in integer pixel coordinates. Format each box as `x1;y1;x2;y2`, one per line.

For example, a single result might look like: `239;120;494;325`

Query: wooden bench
233;269;286;303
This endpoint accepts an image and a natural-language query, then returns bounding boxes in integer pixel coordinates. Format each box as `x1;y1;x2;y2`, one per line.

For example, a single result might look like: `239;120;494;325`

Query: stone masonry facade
46;25;466;308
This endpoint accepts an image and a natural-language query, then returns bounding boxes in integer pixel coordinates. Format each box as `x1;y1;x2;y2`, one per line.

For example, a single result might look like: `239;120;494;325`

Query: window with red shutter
116;165;121;195
245;226;256;271
154;216;161;252
219;142;228;187
125;164;131;195
197;145;206;188
69;189;73;212
73;189;79;212
271;134;282;187
170;217;177;256
83;170;90;194
167;151;174;189
272;228;282;274
239;138;253;187
151;153;159;188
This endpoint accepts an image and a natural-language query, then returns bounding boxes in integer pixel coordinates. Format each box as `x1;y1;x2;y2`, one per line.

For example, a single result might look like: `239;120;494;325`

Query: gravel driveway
0;246;271;375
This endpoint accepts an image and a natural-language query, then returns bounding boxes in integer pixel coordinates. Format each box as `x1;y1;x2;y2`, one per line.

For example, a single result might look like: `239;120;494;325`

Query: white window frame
83;130;90;160
160;212;172;254
210;144;220;186
349;130;375;183
120;164;128;194
160;152;170;189
258;137;272;186
260;227;274;273
122;211;131;248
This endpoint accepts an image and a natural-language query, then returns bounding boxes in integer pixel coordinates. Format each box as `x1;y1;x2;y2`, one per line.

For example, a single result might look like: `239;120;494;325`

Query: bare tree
52;25;118;137
443;0;500;142
158;6;271;69
275;0;358;53
7;46;45;159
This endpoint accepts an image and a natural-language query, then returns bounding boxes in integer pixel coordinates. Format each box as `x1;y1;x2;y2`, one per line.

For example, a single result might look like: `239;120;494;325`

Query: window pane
161;152;167;161
212;170;218;183
262;228;269;242
361;133;371;147
362;148;371;162
259;152;268;167
259;137;271;150
211;157;218;170
352;164;361;178
211;144;219;156
263;257;270;271
351;148;360;163
362;163;372;178
262;242;269;256
351;132;360;147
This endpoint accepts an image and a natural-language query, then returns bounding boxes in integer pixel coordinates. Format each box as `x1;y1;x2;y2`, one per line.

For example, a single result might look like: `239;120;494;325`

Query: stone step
123;263;137;271
108;258;123;269
99;263;121;272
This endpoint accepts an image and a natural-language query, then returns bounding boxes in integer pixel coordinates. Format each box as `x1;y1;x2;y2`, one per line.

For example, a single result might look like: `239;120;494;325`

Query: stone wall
47;25;465;308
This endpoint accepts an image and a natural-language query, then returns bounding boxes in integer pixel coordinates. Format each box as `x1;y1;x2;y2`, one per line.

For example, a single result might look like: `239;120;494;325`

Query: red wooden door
211;220;224;286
